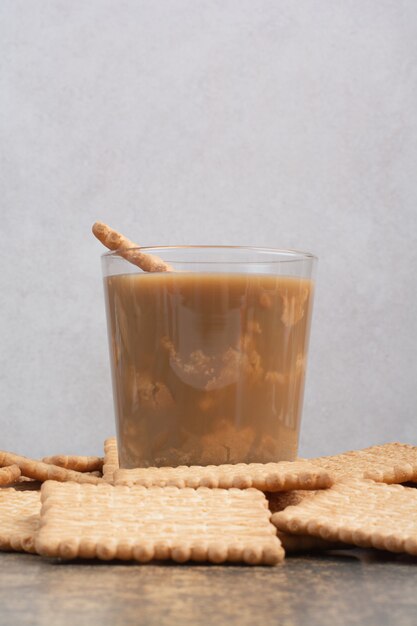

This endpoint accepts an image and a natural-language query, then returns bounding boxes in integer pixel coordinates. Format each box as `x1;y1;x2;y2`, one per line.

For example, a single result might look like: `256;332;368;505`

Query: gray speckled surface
0;1;416;459
0;551;416;626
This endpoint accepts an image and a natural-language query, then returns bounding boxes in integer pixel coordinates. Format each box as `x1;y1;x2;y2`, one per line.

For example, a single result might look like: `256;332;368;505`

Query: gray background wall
1;0;416;459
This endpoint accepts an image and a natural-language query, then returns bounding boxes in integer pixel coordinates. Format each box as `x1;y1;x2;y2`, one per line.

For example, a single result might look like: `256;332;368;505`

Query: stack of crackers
0;441;416;565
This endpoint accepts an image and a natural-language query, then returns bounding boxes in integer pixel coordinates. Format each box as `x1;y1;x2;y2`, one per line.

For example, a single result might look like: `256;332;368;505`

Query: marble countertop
1;550;416;626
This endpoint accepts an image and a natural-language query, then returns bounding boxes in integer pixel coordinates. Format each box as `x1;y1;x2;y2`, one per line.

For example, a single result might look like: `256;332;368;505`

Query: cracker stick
92;221;172;272
0;450;103;485
0;489;40;553
42;455;103;473
0;465;21;486
36;482;284;565
272;479;417;556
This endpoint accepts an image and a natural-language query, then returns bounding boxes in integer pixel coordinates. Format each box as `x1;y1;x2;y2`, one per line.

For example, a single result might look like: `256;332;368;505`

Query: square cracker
264;443;417;551
35;481;284;565
309;443;417;483
271;479;417;556
106;436;331;491
102;438;119;484
114;461;332;492
0;489;41;553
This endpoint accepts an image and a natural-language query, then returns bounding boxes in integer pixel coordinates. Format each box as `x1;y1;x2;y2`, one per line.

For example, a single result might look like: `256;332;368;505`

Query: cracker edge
114;462;333;492
103;438;119;484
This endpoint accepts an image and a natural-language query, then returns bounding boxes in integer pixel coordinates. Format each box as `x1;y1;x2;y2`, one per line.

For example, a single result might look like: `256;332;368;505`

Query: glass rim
101;245;317;264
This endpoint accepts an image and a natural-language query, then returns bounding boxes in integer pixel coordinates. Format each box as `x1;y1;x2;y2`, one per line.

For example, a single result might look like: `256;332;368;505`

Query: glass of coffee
102;246;317;468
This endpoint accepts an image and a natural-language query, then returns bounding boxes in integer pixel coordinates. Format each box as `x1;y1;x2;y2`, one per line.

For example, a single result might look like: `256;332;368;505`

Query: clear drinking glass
101;246;317;468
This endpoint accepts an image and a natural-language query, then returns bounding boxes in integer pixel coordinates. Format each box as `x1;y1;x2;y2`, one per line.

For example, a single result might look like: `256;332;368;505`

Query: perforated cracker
0;465;21;486
0;489;41;553
35;481;284;565
309;443;417;484
103;438;119;483
114;460;332;492
272;479;417;556
42;455;103;473
263;442;417;551
0;450;103;485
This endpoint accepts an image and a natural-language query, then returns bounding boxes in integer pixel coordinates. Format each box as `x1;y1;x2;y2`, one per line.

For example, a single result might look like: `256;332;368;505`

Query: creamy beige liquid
104;272;313;468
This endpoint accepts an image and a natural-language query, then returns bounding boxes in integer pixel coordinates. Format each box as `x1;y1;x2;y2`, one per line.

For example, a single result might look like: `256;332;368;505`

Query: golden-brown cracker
0;450;103;485
0;465;21;486
272;479;417;556
265;442;417;548
0;489;41;553
114;460;332;492
92;222;172;272
42;455;103;473
35;481;284;565
103;438;119;483
309;443;417;484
